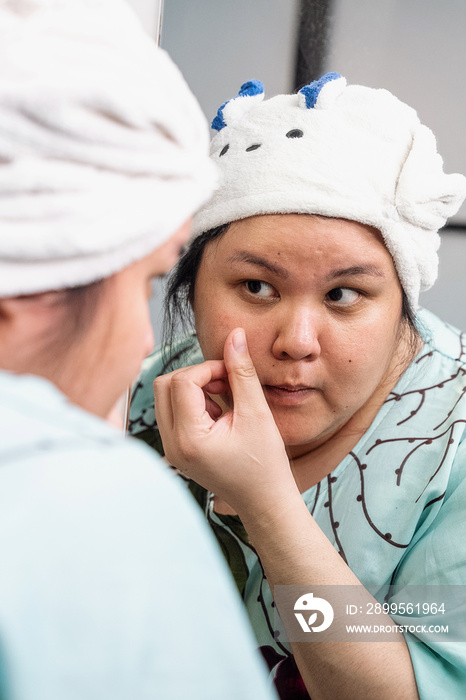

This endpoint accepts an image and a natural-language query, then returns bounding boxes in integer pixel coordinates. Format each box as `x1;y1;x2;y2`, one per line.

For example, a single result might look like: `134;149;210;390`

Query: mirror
126;0;466;429
149;0;466;340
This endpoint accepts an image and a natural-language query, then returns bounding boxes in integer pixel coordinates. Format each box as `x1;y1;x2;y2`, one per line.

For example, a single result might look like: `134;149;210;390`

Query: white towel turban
193;74;466;309
0;0;217;296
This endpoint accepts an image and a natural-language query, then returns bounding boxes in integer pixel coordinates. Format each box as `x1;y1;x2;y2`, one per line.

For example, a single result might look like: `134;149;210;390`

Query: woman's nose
271;307;321;361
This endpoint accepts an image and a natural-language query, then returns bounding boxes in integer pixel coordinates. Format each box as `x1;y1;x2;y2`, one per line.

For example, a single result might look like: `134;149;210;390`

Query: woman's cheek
196;314;231;361
218;308;250;354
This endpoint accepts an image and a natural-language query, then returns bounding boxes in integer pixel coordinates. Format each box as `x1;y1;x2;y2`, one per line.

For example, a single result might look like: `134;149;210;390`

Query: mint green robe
130;309;466;699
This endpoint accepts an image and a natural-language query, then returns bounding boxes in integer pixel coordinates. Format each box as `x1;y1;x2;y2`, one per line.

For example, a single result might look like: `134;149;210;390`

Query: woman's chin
276;426;320;452
269;410;319;445
273;415;340;455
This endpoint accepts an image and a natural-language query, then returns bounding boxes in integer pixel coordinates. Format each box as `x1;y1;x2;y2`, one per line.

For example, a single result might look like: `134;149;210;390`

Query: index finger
154;360;227;430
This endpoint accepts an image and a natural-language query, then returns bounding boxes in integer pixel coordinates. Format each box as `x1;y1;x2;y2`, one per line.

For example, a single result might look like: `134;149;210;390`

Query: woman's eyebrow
325;264;385;281
225;251;289;279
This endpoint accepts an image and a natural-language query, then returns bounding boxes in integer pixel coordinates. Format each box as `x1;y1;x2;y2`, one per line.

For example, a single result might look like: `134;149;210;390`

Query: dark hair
162;224;230;369
400;287;422;352
162;223;421;367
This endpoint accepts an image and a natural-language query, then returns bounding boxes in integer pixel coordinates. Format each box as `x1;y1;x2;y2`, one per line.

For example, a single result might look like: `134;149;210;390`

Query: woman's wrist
238;485;312;550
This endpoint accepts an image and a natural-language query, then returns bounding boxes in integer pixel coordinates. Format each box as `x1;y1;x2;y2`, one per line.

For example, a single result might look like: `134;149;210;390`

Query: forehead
207;214;394;272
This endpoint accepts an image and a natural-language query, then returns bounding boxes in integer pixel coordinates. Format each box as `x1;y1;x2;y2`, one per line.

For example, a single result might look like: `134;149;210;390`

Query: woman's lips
263;383;318;405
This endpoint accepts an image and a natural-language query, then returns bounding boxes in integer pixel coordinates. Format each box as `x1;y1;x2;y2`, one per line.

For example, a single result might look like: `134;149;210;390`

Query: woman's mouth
263;383;317;405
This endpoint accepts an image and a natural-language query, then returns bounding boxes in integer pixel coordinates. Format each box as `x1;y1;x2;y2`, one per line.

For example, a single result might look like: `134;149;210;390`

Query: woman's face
193;214;409;455
67;220;191;419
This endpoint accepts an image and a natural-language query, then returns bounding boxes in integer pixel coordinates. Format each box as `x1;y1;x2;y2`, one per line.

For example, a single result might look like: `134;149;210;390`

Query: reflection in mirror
148;0;466;346
125;8;466;696
129;0;466;426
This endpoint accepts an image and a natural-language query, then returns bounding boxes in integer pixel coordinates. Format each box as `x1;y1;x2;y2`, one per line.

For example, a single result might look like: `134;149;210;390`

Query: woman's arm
154;328;419;700
241;491;419;700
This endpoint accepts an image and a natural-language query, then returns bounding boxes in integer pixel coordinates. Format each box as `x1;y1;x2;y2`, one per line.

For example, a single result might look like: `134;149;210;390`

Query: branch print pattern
128;308;466;699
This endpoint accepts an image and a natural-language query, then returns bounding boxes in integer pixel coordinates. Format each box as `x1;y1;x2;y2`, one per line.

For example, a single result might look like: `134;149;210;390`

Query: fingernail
232;329;247;353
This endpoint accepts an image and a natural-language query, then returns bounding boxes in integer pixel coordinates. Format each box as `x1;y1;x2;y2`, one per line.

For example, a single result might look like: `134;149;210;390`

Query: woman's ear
0;298;13;322
0;297;36;368
0;292;65;350
0;296;34;324
0;292;60;319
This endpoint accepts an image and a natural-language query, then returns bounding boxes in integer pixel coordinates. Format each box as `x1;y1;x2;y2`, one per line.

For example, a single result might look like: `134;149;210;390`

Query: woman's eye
326;287;360;306
244;280;276;298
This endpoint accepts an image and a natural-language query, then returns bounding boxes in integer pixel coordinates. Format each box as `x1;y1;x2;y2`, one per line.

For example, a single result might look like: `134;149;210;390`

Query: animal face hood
192;73;466;308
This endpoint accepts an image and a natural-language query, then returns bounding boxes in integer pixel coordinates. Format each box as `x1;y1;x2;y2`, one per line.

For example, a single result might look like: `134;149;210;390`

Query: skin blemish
194;213;410;456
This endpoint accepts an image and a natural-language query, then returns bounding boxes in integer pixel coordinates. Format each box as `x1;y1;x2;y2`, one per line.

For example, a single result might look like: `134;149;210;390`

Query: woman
0;2;276;698
130;73;466;699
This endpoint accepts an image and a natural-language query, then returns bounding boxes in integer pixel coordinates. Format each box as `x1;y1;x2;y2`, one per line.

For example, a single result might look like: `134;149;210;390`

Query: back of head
0;0;217;296
193;74;466;309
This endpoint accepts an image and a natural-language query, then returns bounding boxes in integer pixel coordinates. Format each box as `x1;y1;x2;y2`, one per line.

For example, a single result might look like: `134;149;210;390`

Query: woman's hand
155;329;420;700
153;328;296;518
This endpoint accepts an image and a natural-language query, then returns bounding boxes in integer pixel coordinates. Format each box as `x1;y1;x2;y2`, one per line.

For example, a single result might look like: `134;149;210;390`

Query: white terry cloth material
193;75;466;309
0;0;217;297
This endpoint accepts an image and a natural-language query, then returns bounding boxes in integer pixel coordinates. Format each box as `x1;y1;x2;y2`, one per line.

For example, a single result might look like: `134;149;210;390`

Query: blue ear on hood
211;80;264;131
299;72;342;109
